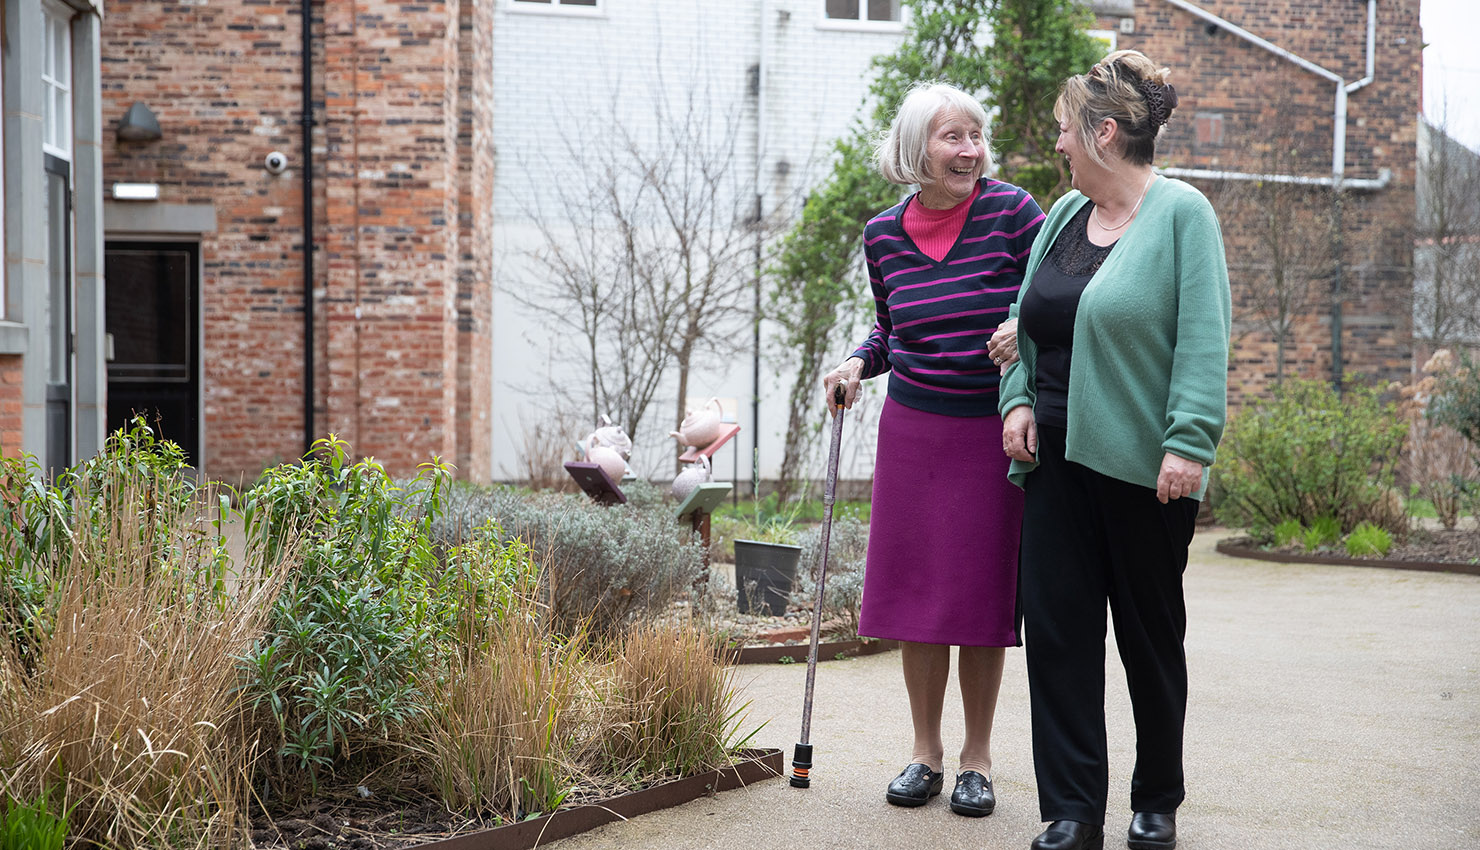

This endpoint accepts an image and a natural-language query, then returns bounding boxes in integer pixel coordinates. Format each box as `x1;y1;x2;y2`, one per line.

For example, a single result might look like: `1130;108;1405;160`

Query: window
42;0;74;160
825;0;901;24
509;0;601;14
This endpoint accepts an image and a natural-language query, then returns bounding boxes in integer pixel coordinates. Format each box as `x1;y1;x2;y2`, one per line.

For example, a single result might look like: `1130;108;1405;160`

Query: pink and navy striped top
851;178;1045;417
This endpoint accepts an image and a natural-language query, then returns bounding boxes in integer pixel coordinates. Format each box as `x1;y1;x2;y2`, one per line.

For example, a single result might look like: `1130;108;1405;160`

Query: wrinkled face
920;108;986;206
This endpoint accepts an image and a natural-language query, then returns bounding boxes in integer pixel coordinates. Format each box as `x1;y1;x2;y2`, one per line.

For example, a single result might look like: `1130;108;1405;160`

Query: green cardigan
998;176;1231;499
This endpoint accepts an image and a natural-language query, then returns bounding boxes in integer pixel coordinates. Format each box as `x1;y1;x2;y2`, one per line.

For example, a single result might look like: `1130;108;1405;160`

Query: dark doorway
105;242;200;467
45;155;73;476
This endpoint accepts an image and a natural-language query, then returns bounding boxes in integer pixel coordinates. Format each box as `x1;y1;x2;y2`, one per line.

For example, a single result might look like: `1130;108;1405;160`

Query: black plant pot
733;539;802;617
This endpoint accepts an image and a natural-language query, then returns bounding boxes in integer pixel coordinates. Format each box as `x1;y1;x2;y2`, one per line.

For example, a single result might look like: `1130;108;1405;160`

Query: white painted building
490;0;911;486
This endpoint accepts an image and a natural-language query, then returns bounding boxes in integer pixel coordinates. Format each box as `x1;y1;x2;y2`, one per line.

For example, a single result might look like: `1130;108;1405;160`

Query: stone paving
551;529;1480;850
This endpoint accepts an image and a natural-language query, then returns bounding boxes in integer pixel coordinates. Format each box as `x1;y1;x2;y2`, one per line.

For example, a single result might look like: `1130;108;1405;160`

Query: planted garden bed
1217;526;1480;575
251;749;783;850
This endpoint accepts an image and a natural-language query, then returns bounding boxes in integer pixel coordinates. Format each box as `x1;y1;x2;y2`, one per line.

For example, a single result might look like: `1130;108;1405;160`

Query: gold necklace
1092;172;1156;232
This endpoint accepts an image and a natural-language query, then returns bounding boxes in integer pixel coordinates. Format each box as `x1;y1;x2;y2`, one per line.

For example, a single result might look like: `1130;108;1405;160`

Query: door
104;241;200;467
44;155;73;475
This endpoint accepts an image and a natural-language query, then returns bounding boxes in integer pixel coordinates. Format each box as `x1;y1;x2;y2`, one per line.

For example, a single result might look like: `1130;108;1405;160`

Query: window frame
816;0;906;33
42;0;75;161
505;0;605;18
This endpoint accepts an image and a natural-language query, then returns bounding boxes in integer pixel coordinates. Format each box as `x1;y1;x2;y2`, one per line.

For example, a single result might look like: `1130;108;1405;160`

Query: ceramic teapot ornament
669;397;725;448
582;434;628;484
670;455;713;501
587;415;633;459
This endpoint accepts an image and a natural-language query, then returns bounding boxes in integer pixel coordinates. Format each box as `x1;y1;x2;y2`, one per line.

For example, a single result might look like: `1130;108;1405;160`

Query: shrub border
414;748;783;850
1215;538;1480;577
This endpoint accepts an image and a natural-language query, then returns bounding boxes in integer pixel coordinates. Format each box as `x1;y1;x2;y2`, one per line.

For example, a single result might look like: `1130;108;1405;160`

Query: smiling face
1055;118;1089;192
1056;114;1114;196
917;108;986;209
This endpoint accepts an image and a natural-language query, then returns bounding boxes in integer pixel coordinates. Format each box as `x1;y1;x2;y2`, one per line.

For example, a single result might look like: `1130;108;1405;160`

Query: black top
1017;204;1115;428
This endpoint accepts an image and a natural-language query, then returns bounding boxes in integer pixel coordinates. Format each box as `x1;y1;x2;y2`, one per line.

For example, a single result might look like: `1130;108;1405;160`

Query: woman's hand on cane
823;357;865;415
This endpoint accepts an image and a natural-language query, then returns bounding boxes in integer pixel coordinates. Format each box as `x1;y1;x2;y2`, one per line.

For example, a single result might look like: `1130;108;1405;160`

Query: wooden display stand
563;461;626;505
677;423;741;464
675;482;733;559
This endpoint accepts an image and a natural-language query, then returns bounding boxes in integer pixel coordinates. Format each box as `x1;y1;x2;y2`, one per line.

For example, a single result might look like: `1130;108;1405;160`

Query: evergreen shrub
1214;380;1408;539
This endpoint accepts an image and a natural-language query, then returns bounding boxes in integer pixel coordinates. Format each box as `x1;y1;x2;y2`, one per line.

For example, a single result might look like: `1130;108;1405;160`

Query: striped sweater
851;178;1045;417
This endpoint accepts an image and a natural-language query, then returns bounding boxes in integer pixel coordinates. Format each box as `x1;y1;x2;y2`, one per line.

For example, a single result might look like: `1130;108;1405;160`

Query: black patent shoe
885;763;943;807
949;770;995;817
1127;812;1176;850
1030;820;1104;850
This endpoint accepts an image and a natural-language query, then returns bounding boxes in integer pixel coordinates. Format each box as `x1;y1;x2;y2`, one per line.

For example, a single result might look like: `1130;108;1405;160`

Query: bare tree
513;89;765;472
1414;109;1480;352
1217;106;1335;384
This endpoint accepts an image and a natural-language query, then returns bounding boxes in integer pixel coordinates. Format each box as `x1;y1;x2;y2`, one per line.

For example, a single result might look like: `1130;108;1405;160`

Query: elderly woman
998;51;1231;850
823;81;1043;818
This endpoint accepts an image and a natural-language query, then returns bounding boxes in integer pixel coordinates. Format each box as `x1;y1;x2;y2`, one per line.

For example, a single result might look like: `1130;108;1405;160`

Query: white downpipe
1156;0;1382;191
1157;166;1393;191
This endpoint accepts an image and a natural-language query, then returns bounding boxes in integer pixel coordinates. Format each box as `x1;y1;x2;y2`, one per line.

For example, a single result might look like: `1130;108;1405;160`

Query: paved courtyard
553;530;1480;850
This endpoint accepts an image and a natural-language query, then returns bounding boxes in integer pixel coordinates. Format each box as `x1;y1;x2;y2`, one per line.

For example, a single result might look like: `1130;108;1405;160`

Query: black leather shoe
1127;812;1176;850
1031;820;1104;850
949;770;995;816
885;763;943;807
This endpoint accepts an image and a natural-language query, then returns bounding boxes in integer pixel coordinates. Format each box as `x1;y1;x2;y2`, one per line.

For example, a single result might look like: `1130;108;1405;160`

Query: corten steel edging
1215;540;1480;577
727;638;901;665
412;748;783;850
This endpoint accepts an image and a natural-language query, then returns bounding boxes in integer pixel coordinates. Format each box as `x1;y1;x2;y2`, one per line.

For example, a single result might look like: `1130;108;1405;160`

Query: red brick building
98;0;493;480
1;0;1410;483
1093;0;1421;401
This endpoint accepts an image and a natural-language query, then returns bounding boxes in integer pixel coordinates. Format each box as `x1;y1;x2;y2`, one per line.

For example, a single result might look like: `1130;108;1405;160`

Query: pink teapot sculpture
669;397;725;448
582;416;631;483
670;455;713;501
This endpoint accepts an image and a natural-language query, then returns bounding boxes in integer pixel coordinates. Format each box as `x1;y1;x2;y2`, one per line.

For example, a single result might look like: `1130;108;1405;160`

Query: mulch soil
1221;525;1478;567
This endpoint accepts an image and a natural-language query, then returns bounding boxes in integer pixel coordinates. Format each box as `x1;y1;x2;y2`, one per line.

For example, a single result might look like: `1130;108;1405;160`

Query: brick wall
102;0;493;480
0;356;21;459
1101;0;1422;401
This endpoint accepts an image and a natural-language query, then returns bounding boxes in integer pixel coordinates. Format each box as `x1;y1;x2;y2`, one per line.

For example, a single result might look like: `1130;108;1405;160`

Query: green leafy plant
236;435;452;795
1345;522;1393;557
1301;516;1341;551
1271;519;1303;547
0;791;68;850
1428;350;1480;450
1214;380;1409;539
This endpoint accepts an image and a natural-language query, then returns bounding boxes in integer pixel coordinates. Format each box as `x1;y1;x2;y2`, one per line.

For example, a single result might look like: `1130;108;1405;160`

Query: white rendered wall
490;0;907;486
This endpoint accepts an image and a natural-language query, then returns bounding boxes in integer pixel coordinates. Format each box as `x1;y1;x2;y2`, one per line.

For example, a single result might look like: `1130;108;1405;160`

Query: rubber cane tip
789;774;811;788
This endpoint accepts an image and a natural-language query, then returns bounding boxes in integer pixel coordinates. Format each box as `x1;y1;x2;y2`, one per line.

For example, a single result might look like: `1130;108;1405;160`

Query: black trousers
1020;425;1198;825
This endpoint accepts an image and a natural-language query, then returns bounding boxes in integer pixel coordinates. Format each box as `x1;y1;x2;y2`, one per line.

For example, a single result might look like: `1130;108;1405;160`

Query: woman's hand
1156;452;1203;503
988;318;1019;374
822;357;866;413
1002;405;1036;461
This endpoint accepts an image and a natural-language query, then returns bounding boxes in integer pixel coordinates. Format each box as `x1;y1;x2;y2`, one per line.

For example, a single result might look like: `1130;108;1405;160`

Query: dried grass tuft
421;539;587;821
600;623;751;780
0;469;288;849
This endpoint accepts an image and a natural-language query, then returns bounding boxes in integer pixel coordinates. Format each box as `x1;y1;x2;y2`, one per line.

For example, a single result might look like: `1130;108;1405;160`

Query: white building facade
490;0;910;486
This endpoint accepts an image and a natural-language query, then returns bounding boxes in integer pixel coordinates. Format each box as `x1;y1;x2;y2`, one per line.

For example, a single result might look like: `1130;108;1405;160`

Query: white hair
875;82;992;186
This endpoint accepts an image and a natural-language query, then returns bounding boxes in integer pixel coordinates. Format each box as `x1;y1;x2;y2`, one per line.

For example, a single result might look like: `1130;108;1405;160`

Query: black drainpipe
300;0;316;457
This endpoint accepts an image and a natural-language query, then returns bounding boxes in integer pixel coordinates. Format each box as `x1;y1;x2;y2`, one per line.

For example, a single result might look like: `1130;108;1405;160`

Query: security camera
264;151;288;175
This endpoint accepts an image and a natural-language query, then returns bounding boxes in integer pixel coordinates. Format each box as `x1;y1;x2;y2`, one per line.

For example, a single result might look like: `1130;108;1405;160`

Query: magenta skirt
857;397;1023;647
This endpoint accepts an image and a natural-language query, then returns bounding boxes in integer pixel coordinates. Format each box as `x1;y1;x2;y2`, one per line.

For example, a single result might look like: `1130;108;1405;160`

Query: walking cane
790;384;847;789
